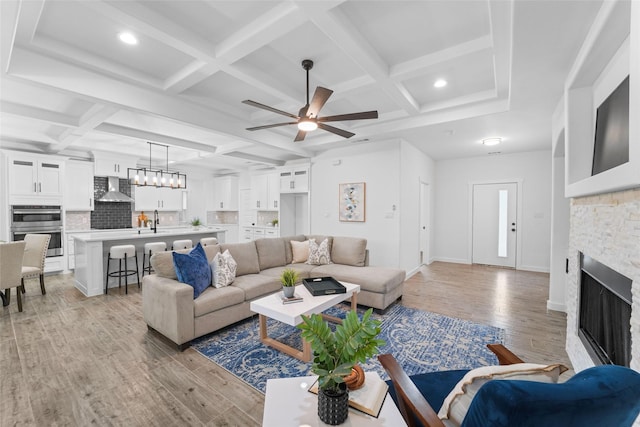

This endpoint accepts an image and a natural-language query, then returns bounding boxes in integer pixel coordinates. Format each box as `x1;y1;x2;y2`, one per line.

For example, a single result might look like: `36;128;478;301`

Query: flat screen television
591;76;630;176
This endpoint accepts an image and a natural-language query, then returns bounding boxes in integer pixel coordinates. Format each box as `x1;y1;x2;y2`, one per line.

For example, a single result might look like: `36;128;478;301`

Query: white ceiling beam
214;2;303;63
390;35;494;80
7;47;283;148
0;100;78;127
488;0;513;102
94;123;218;154
51;104;120;153
83;1;217;63
307;7;420;114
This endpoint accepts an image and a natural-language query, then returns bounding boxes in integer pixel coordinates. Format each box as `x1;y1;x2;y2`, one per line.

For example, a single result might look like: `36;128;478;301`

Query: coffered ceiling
0;0;602;174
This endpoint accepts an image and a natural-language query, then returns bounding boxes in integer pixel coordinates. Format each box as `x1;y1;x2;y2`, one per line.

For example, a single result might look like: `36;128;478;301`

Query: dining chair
1;241;27;312
21;234;51;295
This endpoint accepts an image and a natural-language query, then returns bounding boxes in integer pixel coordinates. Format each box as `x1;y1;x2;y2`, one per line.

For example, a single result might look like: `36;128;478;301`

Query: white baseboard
405;266;420;279
431;257;470;265
518;265;550;273
546;300;567;313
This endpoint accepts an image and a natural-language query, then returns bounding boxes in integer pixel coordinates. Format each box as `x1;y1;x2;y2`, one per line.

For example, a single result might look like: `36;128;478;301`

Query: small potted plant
271;218;278;227
298;309;385;425
191;217;201;230
280;268;299;298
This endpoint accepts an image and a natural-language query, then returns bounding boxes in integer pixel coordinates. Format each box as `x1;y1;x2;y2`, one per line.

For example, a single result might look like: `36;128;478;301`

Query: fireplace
579;253;632;367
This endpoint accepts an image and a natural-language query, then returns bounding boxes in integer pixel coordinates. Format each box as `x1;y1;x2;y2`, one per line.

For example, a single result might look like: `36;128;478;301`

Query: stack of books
280;294;303;304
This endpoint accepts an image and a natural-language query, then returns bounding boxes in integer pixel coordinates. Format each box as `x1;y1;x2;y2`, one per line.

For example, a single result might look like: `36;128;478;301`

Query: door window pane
498;190;508;257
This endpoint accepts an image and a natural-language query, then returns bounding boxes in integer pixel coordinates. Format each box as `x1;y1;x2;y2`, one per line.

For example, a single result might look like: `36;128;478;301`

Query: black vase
318;383;349;425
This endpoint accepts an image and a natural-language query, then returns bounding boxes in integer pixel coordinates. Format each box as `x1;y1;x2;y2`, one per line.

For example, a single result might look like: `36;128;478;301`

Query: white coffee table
249;281;360;362
263;376;408;427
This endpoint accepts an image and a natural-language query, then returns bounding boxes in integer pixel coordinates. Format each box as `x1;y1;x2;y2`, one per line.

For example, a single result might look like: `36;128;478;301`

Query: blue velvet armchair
379;344;640;427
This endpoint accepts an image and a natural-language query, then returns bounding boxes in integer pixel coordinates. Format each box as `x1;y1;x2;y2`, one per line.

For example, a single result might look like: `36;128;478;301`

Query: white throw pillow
212;250;237;287
306;238;332;265
438;363;568;425
290;240;310;263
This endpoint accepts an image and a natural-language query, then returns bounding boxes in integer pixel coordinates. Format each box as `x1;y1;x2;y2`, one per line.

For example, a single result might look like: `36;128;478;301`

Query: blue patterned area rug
192;304;504;393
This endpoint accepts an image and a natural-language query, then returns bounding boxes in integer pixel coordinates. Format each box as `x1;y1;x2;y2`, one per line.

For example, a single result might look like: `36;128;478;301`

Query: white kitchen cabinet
240;226;279;241
251;172;279;210
264;227;280;238
93;153;137;178
279;165;309;193
7;152;64;204
212;176;239;211
267;173;279;210
65;160;94;211
134;187;183;211
67;234;76;270
241;226;254;242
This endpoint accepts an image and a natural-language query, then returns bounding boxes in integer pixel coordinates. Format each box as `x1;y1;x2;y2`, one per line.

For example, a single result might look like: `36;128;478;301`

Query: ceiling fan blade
242;100;299;119
318;123;355;139
294;130;307;142
318;110;379;122
246;122;297;131
306;87;333;118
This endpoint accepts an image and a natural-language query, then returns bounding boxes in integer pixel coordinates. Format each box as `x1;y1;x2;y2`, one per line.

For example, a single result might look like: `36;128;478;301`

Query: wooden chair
379;344;522;427
1;241;27;311
379;344;640;427
20;233;51;295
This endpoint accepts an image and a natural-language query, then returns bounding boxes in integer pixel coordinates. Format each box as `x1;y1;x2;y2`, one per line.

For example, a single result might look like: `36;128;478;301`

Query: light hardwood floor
0;262;570;426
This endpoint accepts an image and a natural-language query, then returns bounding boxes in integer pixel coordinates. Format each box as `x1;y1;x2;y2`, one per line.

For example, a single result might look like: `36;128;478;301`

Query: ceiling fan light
298;119;318;131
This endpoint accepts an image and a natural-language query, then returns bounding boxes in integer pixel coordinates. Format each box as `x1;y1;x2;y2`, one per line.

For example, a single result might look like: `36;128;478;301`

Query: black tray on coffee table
303;277;346;296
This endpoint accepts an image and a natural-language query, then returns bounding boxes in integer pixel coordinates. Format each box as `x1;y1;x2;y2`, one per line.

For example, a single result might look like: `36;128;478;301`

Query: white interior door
419;181;430;265
472;183;517;268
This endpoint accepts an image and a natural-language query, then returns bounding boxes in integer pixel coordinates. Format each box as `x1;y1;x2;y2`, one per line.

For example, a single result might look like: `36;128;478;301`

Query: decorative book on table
308;371;389;418
280;293;303;304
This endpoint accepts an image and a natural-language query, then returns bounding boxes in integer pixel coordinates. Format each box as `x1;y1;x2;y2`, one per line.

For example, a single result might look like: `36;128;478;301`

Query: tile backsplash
91;177;133;229
65;212;91;231
207;211;239;225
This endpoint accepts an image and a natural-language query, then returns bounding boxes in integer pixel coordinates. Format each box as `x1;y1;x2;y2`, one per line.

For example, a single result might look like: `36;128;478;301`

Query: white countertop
71;226;226;242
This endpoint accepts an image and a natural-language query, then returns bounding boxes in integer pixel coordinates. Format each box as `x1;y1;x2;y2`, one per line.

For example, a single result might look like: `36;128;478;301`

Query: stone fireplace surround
567;188;640;372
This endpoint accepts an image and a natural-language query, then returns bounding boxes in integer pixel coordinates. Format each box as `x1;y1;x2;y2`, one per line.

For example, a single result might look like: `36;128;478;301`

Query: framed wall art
339;182;366;222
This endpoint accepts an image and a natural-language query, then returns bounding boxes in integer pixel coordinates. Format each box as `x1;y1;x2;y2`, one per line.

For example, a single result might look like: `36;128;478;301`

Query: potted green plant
280;268;299;298
271;218;279;227
298;308;385;425
190;217;201;230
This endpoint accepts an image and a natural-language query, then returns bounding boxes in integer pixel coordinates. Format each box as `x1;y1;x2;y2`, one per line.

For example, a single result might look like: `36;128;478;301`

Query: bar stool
142;242;167;277
200;237;218;247
105;244;140;295
172;239;193;250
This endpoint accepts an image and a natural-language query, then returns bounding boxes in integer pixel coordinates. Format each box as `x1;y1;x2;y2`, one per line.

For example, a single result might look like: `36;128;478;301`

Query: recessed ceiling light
118;32;138;45
482;137;502;146
434;79;447;88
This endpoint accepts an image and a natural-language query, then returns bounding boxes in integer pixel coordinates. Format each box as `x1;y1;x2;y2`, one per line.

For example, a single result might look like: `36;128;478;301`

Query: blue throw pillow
172;242;211;299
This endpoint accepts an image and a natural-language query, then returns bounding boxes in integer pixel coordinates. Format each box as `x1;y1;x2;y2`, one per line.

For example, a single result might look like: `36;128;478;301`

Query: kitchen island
72;227;226;297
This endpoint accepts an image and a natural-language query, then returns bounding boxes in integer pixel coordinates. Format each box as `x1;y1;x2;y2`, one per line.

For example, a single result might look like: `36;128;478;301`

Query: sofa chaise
142;235;405;349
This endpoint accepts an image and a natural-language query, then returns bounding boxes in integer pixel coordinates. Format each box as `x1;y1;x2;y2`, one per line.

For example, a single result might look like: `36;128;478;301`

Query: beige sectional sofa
142;235;405;349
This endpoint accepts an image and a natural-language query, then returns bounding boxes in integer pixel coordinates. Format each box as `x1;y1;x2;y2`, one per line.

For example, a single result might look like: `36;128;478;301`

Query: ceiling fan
242;59;378;142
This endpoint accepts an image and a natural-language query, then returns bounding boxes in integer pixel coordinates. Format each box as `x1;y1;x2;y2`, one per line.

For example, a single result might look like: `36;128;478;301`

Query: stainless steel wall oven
11;205;63;257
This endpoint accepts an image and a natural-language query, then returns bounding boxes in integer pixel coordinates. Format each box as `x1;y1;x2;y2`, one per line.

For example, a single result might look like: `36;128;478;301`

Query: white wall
399;141;436;274
311;141;401;267
310;140;434;272
549;154;571;312
434;150;553;272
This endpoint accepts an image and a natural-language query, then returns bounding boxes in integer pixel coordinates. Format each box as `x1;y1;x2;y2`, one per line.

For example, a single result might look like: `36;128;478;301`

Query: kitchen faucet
151;210;159;233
